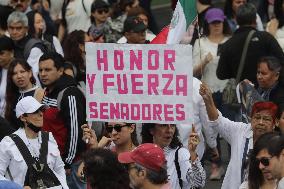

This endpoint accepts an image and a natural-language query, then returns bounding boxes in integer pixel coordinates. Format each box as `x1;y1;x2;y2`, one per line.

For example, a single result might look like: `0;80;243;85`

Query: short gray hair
7;11;28;27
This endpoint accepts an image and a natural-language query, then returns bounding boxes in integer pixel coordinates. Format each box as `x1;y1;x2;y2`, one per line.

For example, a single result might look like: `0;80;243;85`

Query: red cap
118;143;166;172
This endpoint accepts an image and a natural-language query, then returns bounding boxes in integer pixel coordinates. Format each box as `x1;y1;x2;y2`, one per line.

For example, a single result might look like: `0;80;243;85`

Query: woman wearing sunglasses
239;132;278;189
79;122;138;187
82;122;138;153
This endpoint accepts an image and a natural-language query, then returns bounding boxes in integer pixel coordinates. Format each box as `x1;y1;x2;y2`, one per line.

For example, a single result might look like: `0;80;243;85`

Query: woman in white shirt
0;96;68;188
141;123;206;189
193;7;231;180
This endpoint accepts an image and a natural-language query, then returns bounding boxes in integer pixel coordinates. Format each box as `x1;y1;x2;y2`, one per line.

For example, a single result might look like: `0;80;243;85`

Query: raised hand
98;136;113;148
188;125;200;161
81;124;98;148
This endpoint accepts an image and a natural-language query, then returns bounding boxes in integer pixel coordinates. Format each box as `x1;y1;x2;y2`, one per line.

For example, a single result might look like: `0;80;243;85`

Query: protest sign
86;43;192;124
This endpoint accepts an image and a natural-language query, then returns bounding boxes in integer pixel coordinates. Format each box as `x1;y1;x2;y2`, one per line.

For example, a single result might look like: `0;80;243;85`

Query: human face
151;124;176;148
23;108;44;127
10;0;30;12
128;163;143;189
279;112;284;134
39;59;63;88
232;0;246;14
92;8;109;24
0;50;13;69
106;122;134;146
34;13;45;36
257;62;279;89
125;30;146;44
12;64;33;90
209;21;224;36
256;149;274;181
251;110;275;141
268;150;284;179
8;22;28;41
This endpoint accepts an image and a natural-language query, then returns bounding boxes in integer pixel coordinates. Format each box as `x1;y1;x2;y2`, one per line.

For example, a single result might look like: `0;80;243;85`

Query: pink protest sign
86;43;192;124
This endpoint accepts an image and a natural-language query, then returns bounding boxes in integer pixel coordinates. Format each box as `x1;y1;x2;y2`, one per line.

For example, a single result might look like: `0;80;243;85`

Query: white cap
16;96;45;118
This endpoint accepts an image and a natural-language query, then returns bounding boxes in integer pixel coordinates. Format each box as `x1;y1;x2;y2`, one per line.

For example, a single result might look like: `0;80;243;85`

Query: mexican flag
151;0;197;44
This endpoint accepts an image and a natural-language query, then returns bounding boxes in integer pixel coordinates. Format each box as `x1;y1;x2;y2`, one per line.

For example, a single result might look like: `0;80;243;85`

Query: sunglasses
106;124;129;133
256;157;272;167
97;8;109;14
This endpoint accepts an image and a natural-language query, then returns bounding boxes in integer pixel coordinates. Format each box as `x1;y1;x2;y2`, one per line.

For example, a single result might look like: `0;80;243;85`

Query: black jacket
217;26;284;84
42;74;86;168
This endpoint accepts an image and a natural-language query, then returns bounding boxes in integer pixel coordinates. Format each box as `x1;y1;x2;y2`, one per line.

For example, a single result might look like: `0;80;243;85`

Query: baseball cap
205;8;226;23
16;96;46;118
124;16;147;33
118;143;166;172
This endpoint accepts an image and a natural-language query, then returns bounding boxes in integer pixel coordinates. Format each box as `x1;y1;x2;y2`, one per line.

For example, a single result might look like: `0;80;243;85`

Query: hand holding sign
188;124;200;161
81;124;98;148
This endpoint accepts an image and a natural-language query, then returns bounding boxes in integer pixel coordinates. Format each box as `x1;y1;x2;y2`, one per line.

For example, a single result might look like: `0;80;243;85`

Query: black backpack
9;132;61;189
23;35;56;60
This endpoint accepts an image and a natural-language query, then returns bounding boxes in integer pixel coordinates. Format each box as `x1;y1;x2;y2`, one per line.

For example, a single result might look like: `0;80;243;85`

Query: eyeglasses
256;157;272;167
97;8;109;14
106;124;129;133
8;26;25;31
253;114;273;123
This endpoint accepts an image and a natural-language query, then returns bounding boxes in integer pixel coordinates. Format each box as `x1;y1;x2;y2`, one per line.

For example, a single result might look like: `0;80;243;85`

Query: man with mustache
199;83;278;189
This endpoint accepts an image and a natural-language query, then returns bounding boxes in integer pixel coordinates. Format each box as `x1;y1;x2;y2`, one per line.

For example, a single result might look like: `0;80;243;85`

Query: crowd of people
0;0;284;189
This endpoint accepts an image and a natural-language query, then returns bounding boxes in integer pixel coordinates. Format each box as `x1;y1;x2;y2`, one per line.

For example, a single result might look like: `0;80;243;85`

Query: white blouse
193;37;229;93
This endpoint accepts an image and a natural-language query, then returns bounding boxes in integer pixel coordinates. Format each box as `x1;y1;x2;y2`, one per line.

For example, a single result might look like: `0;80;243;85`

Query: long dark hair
224;0;235;19
63;30;85;71
111;0;136;19
248;132;280;189
274;0;284;28
141;123;182;149
5;59;36;122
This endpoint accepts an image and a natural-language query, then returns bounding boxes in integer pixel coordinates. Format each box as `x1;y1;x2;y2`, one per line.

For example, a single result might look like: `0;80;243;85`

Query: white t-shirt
62;0;93;33
193;37;229;93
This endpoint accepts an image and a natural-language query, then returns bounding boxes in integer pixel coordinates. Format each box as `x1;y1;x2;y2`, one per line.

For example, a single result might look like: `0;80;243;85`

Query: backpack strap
174;146;183;189
56;87;69;111
39;131;49;164
9;134;35;168
23;38;43;60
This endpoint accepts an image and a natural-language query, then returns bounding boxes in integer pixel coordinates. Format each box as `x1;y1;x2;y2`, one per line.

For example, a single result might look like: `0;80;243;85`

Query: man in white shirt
199;83;278;189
